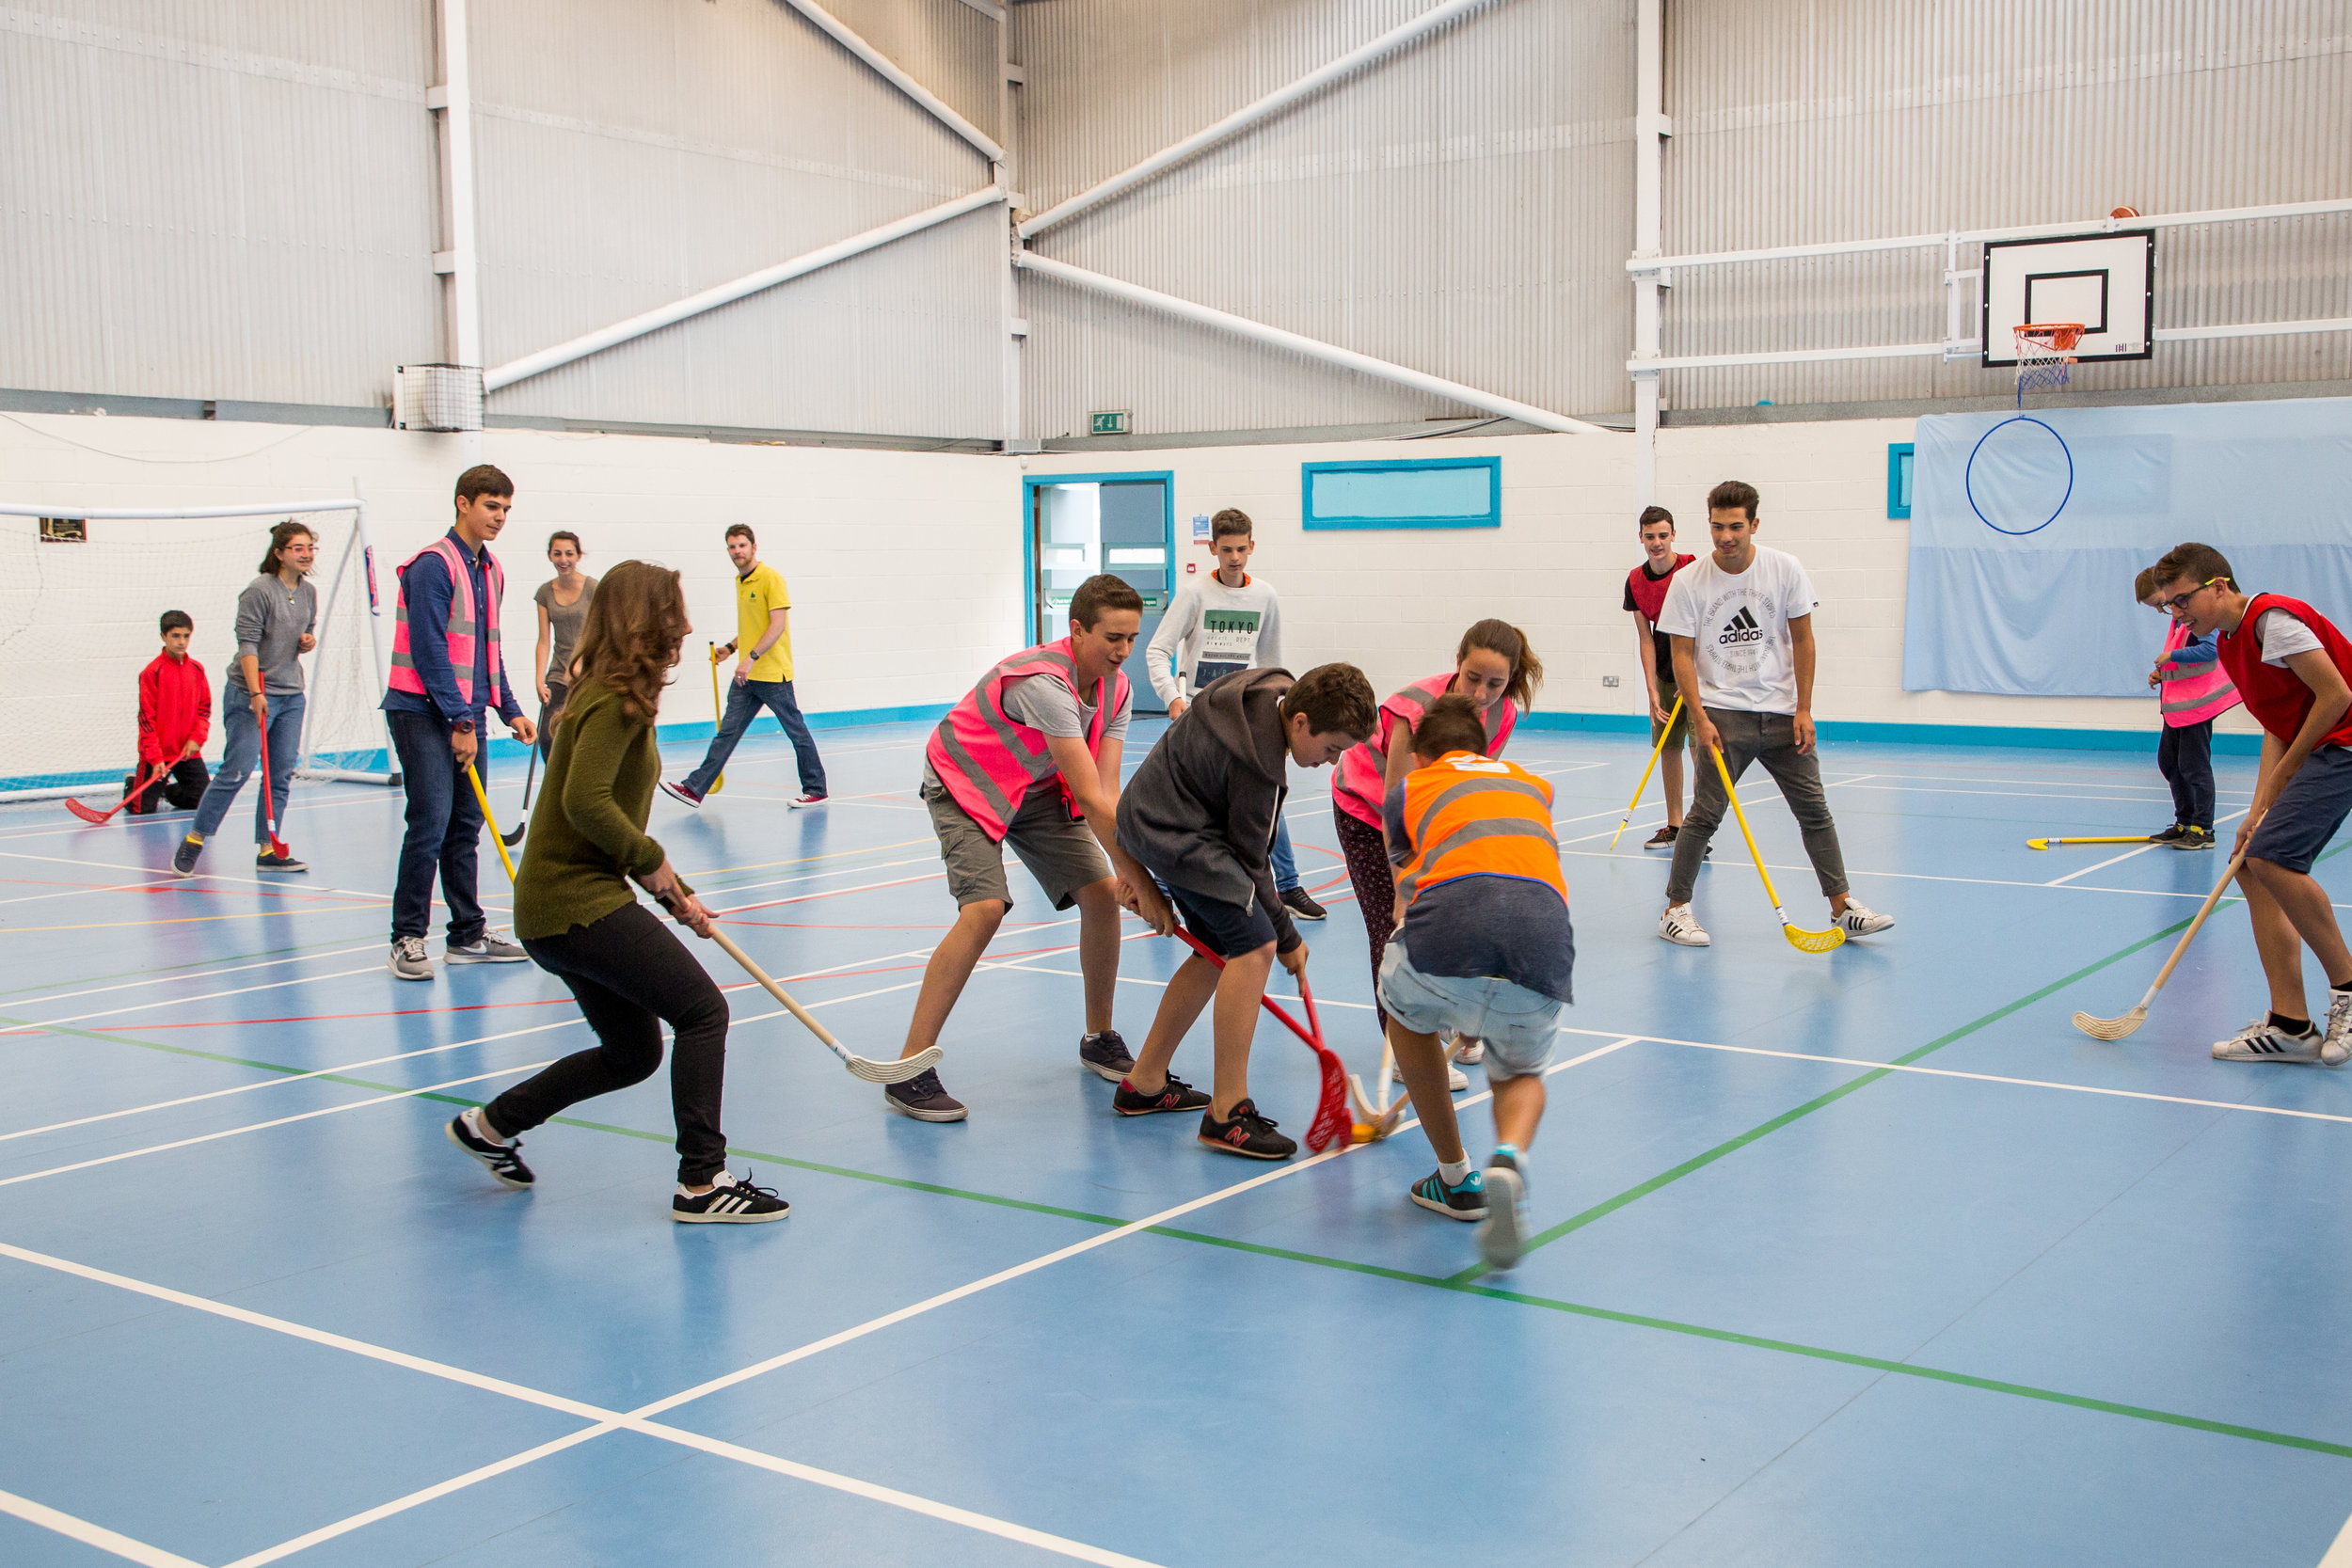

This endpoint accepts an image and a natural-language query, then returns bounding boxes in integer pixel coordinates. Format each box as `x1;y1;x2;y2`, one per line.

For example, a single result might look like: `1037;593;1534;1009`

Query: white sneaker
2320;991;2352;1067
2212;1017;2325;1063
1454;1037;1485;1065
1383;1062;1470;1095
388;935;434;981
1659;903;1710;947
1836;901;1896;937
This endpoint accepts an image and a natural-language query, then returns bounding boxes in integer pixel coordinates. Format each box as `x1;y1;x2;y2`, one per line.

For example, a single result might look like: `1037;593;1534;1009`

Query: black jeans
685;677;828;797
388;709;486;943
486;902;732;1184
2157;720;2215;832
124;758;210;813
1669;707;1851;906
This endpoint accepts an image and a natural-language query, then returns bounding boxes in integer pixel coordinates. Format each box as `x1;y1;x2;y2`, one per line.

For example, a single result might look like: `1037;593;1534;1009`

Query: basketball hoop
2013;322;2084;402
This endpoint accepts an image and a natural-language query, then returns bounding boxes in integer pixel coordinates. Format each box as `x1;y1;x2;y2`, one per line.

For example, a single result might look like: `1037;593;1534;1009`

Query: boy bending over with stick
2153;543;2352;1064
1115;663;1375;1160
1381;696;1576;1269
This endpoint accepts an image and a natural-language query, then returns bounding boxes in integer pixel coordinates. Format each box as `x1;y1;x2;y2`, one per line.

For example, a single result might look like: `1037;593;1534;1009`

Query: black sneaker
2173;826;2216;851
255;848;308;873
445;1111;534;1189
1409;1167;1487;1221
1197;1098;1296;1161
1112;1073;1212;1116
884;1068;967;1122
673;1168;789;1223
1280;886;1328;922
1643;825;1678;850
1078;1029;1136;1082
171;836;202;878
2150;823;2190;845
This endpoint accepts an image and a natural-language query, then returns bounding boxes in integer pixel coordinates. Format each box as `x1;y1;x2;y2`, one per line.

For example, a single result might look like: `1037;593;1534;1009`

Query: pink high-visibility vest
388;536;505;709
927;638;1127;842
1331;672;1520;826
2157;618;2239;728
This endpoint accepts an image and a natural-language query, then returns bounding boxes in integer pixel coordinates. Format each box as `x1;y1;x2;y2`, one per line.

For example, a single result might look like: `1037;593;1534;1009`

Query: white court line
0;847;396;906
2045;807;2249;888
0;1241;1170;1568
0;1487;205;1568
0;944;385;1011
0;874;186;910
0;965;384;1037
201;1033;1638;1568
1839;782;2254;806
0;789;395;843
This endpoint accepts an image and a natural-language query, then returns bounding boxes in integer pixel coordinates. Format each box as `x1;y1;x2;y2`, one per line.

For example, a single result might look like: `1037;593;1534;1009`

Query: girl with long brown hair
445;560;787;1222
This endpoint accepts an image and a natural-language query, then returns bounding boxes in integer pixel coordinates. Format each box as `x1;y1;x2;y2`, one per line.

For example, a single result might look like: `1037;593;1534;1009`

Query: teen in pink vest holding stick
2137;565;2240;851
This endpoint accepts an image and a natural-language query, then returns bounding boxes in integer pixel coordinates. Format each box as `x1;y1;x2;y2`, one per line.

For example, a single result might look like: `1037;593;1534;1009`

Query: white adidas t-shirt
1655;545;1820;715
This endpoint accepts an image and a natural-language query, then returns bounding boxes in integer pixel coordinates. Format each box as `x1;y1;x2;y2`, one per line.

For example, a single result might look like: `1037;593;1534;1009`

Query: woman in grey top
173;519;318;877
532;531;596;759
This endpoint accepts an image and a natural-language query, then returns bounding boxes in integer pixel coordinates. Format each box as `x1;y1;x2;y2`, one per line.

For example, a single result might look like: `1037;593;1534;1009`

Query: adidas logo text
1717;607;1763;646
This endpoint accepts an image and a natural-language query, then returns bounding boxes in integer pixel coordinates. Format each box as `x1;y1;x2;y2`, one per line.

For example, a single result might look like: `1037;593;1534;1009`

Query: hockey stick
502;701;547;847
256;713;292;860
1608;694;1685;850
463;761;519;886
2026;834;2156;849
1709;742;1844;954
68;763;165;826
1170;927;1351;1152
2074;835;2255;1040
707;927;942;1085
707;643;727;794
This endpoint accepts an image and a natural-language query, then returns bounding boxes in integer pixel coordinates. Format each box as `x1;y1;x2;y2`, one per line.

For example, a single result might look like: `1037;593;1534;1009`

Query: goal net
0;500;397;802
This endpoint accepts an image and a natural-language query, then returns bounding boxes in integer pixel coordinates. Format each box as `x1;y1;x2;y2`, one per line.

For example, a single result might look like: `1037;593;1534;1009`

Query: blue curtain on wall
1902;398;2352;696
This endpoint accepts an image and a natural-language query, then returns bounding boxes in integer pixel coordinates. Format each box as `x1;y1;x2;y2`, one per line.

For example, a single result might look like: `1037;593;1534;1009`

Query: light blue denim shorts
1377;941;1563;1079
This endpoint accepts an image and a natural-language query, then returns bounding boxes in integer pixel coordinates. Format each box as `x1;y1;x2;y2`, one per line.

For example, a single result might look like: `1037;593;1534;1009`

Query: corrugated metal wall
474;0;1007;436
1659;0;2352;408
0;0;442;407
1011;0;1638;438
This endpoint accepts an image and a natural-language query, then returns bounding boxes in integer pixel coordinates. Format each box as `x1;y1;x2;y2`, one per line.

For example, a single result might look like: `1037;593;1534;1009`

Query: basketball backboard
1980;230;2154;366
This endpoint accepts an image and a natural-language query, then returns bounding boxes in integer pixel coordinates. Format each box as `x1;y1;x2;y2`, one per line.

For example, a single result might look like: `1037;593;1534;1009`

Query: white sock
466;1107;508;1147
1438;1158;1472;1187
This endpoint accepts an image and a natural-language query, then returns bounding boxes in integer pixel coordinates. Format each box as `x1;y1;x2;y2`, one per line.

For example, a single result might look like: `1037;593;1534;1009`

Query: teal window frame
1887;443;1915;519
1301;455;1501;531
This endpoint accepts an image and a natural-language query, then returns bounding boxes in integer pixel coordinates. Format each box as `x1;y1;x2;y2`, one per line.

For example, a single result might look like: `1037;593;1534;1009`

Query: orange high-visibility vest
1393;751;1566;911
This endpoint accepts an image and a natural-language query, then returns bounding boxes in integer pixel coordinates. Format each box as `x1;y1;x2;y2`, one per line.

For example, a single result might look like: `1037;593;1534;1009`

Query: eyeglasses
2161;578;2225;613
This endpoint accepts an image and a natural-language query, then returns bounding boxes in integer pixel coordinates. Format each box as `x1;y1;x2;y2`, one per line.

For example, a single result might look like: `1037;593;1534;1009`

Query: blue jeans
1270;816;1300;895
388;709;487;943
192;689;305;845
685;677;827;797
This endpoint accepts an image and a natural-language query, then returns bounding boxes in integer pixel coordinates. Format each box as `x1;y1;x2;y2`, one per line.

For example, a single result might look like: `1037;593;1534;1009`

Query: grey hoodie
1116;666;1300;953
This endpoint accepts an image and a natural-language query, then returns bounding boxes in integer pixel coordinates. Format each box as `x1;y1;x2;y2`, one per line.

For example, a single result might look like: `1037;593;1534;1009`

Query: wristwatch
452;720;476;735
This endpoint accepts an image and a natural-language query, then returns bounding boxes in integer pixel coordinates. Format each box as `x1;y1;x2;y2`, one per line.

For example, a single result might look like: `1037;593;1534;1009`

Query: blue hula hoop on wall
1964;416;2074;536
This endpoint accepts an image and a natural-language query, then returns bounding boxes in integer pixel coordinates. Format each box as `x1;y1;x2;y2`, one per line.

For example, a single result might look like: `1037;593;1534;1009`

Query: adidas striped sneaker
673;1167;790;1224
2211;1017;2324;1064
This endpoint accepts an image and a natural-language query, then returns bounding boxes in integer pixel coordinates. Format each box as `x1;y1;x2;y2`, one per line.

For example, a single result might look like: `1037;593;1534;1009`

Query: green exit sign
1088;409;1131;436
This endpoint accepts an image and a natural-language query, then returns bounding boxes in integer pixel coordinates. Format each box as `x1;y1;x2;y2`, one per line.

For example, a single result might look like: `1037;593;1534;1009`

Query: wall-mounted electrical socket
1601;674;1620;688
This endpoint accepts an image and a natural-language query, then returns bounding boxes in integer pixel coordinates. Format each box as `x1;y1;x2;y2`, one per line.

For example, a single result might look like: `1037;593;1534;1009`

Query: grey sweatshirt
233;573;318;697
1146;573;1283;708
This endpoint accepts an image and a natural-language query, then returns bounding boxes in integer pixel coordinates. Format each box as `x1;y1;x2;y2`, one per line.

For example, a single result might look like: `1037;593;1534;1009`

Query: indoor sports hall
3;5;2349;1566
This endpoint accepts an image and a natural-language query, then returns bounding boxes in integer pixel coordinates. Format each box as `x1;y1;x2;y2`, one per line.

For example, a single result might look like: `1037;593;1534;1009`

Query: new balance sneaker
388;936;434;981
1836;901;1896;937
2324;990;2352;1068
1078;1029;1136;1083
2150;824;2190;846
1409;1167;1487;1221
1198;1098;1296;1161
658;780;704;809
445;1109;533;1189
447;929;529;964
1479;1150;1528;1271
171;835;203;878
884;1068;967;1122
673;1167;789;1224
1280;886;1328;922
789;794;828;809
2212;1017;2324;1063
2172;826;2216;851
1659;903;1710;947
255;848;308;873
1112;1073;1212;1116
1643;825;1678;850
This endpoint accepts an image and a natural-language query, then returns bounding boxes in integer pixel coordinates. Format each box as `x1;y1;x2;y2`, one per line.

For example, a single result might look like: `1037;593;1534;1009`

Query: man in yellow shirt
660;524;830;808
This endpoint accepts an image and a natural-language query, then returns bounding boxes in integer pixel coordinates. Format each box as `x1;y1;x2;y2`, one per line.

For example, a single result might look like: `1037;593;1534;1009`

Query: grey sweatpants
1667;707;1850;905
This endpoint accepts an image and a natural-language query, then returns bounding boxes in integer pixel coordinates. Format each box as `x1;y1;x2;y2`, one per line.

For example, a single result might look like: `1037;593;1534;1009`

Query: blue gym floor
6;721;2351;1568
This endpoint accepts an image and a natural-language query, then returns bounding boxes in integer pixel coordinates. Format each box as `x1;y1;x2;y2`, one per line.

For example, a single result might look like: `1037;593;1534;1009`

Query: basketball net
2014;323;2084;403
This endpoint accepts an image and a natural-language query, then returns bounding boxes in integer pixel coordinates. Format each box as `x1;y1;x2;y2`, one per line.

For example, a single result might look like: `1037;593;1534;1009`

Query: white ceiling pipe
1628;315;2352;373
2155;317;2352;343
0;500;360;519
1630;198;2352;275
779;0;1004;164
1018;252;1611;436
485;188;1005;392
1018;0;1502;239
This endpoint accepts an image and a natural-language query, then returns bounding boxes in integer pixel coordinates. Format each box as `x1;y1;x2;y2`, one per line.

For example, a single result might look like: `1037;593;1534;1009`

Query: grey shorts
923;778;1111;911
1377;941;1563;1080
2246;744;2352;875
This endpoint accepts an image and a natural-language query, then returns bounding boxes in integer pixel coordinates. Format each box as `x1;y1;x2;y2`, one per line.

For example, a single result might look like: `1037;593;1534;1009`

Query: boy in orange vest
2136;565;2238;850
2151;542;2352;1065
1381;695;1575;1269
891;575;1174;1121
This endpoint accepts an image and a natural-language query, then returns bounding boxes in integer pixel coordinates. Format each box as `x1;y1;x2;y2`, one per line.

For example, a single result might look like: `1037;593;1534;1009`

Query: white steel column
998;17;1024;446
1630;0;1665;508
430;0;481;372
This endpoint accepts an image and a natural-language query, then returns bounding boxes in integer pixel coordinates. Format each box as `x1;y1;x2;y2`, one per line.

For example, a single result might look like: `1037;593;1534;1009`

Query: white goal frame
0;489;400;801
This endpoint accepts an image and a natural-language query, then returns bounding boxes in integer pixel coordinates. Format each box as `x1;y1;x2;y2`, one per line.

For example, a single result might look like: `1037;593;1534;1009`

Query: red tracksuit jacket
138;651;211;766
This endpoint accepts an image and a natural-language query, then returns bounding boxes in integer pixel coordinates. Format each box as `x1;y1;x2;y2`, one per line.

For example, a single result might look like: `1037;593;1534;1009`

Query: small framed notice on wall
38;517;87;544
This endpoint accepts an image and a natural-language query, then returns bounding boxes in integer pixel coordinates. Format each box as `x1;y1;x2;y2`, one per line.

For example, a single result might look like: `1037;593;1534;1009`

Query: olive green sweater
514;676;690;940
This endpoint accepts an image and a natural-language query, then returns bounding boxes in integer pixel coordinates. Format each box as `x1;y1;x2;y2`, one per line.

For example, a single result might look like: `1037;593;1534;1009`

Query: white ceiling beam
1017;0;1501;239
1016;253;1611;436
949;0;1004;20
779;0;1004;164
486;189;1006;392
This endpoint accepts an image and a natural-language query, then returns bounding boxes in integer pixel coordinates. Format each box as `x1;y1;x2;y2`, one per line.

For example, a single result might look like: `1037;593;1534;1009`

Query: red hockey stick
256;719;291;859
67;762;164;826
1169;927;1351;1153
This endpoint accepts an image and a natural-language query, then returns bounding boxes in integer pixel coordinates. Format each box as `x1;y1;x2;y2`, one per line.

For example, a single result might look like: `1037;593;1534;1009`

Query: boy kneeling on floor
1384;695;1576;1270
1115;662;1376;1160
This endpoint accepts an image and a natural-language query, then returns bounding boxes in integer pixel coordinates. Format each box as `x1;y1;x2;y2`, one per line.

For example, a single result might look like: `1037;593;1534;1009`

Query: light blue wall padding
1904;398;2352;696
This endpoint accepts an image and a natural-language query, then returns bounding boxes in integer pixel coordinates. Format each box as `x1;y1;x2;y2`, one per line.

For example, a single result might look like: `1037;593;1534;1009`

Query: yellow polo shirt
737;562;793;681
